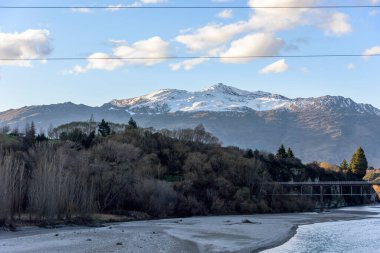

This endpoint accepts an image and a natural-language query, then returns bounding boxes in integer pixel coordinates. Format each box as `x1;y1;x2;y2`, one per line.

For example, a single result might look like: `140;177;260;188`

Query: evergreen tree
35;133;48;142
287;148;295;158
98;119;111;137
349;147;368;179
276;144;287;159
340;159;348;173
128;117;138;129
244;149;254;158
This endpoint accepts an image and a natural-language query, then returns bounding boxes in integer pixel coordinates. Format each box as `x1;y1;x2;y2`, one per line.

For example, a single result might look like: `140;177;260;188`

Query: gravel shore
0;205;378;253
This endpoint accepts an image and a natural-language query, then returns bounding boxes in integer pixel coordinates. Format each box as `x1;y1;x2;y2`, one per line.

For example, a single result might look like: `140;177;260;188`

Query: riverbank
0;205;379;253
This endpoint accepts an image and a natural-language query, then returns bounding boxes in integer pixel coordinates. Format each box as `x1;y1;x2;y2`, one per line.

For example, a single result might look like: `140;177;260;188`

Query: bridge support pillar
320;185;323;207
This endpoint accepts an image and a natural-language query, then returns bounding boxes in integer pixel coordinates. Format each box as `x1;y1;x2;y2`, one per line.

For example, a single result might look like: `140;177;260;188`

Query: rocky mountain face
1;83;380;166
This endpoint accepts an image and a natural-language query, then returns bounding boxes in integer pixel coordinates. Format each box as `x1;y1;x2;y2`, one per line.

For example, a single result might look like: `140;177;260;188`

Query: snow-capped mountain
1;83;380;166
109;84;290;113
109;83;380;115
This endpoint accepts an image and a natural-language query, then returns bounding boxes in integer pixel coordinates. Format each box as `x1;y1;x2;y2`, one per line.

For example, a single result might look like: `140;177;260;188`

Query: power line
0;5;380;9
0;54;379;61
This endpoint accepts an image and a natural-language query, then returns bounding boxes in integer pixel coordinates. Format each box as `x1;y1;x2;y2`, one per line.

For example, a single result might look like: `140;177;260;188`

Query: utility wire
0;5;380;9
0;54;379;61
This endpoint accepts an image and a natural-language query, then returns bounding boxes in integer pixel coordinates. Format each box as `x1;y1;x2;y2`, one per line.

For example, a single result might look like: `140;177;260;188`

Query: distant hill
1;83;380;166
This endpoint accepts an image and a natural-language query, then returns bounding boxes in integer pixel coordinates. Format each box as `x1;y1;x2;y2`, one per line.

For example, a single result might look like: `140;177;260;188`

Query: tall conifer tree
349;147;368;179
287;148;295;158
276;144;287;159
98;119;111;137
340;159;348;172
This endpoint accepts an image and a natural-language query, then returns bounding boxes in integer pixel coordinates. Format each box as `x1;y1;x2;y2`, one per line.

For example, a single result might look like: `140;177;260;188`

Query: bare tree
0;151;25;223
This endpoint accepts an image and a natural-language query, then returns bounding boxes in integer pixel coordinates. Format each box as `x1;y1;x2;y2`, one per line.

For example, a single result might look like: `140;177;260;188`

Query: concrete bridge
262;181;380;203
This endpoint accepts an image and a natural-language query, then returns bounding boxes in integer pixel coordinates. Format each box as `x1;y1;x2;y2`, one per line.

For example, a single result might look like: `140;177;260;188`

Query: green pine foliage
128;117;138;129
340;159;349;172
287;148;295;158
349;147;368;179
98;119;111;137
276;145;295;159
276;144;287;159
35;133;49;142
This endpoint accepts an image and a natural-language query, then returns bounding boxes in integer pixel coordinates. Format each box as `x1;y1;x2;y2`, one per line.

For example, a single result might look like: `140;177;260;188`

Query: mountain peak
106;84;380;116
202;83;250;96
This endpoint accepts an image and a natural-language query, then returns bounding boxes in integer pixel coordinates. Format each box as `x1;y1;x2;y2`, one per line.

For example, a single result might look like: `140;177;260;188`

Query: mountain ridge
1;83;380;166
106;83;380;116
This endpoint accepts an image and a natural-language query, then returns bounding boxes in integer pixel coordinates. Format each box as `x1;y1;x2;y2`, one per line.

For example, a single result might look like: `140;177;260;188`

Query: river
262;205;380;253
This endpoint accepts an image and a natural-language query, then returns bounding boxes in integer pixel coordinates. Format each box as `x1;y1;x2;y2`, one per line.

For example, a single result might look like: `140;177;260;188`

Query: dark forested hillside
0;120;369;228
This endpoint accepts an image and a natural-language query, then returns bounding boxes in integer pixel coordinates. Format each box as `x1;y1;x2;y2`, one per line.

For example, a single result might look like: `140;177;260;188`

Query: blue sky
0;0;379;111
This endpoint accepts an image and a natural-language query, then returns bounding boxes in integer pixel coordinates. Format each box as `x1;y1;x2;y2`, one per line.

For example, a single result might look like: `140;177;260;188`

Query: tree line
274;144;368;180
0;118;372;228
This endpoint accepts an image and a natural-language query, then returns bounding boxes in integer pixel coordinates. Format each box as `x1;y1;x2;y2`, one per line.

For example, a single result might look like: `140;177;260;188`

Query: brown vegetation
0;121;365;227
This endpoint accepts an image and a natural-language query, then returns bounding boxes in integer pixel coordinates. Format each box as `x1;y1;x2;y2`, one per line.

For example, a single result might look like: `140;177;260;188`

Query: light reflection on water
263;206;380;253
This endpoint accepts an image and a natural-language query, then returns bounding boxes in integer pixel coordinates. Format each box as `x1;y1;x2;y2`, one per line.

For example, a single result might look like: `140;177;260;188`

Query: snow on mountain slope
110;83;292;113
109;83;380;115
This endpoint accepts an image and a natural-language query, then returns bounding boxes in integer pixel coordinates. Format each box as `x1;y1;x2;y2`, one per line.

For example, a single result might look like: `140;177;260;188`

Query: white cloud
113;36;170;66
107;0;166;11
65;65;87;74
369;0;380;4
175;21;249;52
170;58;209;71
347;63;355;70
0;29;52;67
217;9;233;19
317;12;352;36
247;0;351;36
220;33;284;64
260;59;289;74
363;46;380;59
86;53;125;71
67;36;170;73
107;4;126;11
248;0;319;32
174;0;352;70
71;8;91;13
